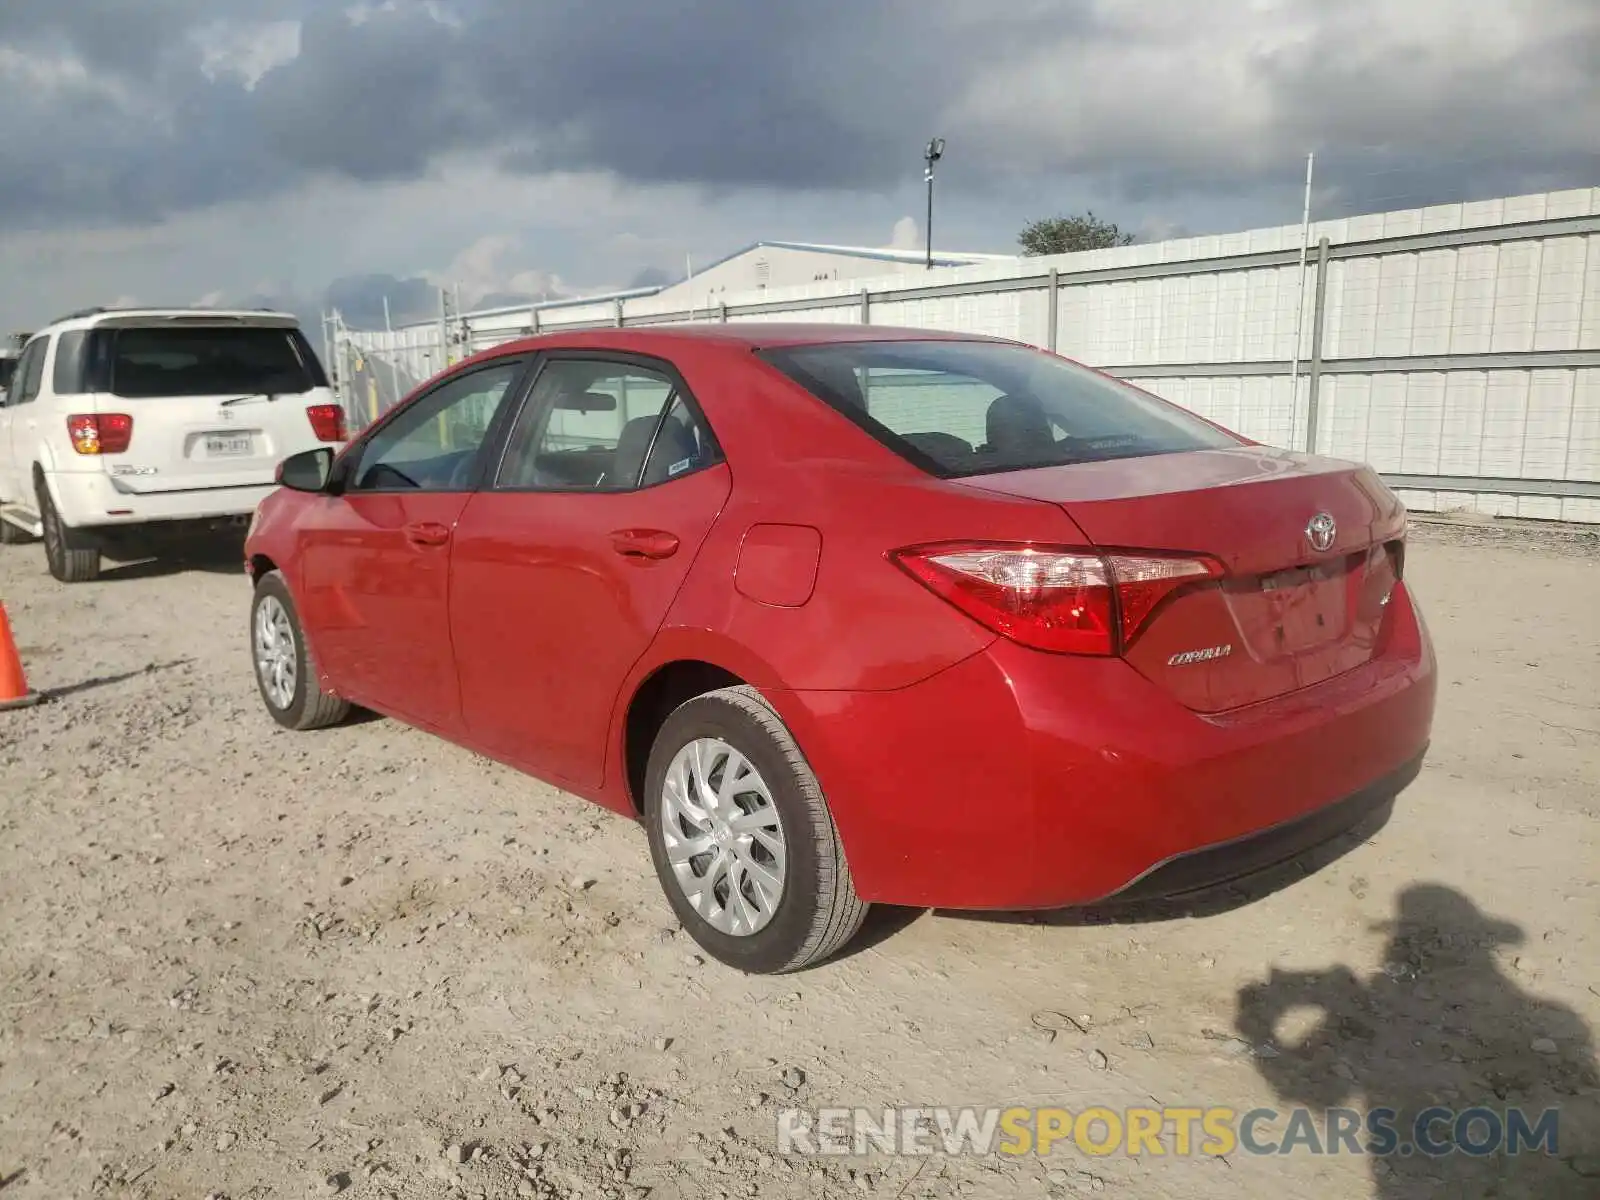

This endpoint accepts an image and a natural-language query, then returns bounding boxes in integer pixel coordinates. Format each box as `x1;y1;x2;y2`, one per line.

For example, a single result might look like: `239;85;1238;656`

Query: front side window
761;340;1238;477
351;360;523;492
497;359;720;491
9;338;47;405
95;326;326;399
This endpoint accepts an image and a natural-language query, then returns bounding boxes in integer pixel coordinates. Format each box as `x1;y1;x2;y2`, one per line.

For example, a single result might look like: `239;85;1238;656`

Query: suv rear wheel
38;483;100;583
643;686;868;973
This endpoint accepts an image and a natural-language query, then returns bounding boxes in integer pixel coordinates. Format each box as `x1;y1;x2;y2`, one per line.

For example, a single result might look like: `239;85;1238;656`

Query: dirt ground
1;521;1597;1200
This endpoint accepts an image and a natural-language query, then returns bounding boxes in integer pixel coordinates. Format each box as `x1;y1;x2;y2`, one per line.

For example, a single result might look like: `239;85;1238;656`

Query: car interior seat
984;394;1055;457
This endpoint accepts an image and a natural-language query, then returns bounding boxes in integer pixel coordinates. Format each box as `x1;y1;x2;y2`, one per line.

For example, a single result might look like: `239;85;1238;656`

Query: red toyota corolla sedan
244;325;1435;973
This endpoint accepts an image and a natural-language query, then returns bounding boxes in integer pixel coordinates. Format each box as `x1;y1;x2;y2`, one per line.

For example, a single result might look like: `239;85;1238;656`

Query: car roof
481;323;1012;357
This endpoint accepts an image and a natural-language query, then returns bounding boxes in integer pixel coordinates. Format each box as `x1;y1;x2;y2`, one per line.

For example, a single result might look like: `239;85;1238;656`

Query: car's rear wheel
0;515;33;544
251;571;350;731
38;485;100;583
644;686;868;973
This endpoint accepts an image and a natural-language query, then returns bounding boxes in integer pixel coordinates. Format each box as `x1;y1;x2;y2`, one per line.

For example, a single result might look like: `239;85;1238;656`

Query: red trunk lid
957;447;1408;712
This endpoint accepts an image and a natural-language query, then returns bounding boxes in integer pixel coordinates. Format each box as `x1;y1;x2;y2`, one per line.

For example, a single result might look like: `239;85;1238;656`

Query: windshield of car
760;339;1238;477
0;356;15;392
101;326;322;399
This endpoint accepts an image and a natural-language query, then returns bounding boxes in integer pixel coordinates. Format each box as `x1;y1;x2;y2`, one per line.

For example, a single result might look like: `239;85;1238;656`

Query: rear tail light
305;404;345;443
67;413;134;455
890;541;1223;656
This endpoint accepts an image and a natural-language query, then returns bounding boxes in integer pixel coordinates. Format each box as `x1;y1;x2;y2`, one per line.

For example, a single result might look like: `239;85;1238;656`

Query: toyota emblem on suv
1306;512;1337;552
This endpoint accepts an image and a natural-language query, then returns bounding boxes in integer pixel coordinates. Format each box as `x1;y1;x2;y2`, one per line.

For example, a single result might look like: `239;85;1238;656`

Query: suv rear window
86;325;327;399
760;339;1237;477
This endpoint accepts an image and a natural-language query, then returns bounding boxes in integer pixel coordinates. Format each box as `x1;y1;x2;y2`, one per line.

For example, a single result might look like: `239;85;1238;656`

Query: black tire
250;570;350;731
643;685;868;973
0;515;32;544
38;484;100;583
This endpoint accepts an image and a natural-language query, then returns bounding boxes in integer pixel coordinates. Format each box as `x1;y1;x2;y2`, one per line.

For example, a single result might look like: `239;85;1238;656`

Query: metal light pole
1289;151;1316;390
924;137;945;269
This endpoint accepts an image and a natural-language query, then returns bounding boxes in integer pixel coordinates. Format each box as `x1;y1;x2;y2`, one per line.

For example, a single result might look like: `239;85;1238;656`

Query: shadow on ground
99;536;248;582
41;659;194;701
1234;884;1599;1196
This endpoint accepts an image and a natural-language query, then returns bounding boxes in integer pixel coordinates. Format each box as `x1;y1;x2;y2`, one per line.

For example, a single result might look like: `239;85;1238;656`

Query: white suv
0;308;346;582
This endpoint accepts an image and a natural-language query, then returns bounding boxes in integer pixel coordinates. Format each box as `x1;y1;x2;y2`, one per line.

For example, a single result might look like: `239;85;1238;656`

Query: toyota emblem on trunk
1306;512;1337;552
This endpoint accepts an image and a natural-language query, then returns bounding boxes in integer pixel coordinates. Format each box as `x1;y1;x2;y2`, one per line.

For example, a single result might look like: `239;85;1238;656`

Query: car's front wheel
644;686;869;973
251;571;350;731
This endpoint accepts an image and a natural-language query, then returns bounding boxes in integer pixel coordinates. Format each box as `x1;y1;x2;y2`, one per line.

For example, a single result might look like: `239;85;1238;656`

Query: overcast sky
2;0;1596;331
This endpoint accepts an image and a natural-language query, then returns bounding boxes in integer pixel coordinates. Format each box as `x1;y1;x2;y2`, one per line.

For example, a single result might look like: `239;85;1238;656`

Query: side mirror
276;447;335;493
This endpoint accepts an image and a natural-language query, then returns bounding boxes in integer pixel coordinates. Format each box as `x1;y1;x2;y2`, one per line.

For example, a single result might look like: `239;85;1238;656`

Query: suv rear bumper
45;471;275;528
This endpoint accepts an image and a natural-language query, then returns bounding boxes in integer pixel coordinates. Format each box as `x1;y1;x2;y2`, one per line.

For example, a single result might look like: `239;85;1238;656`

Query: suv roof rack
51;306;109;324
50;304;297;326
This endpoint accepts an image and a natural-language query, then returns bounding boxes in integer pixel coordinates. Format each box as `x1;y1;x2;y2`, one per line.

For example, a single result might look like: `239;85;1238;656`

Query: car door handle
610;529;680;560
405;521;452;547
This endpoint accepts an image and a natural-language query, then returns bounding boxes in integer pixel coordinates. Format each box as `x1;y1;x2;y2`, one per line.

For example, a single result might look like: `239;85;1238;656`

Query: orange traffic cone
0;602;41;711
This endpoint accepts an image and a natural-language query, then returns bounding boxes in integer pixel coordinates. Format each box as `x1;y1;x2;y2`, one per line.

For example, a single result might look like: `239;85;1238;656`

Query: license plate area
1224;557;1356;657
1261;562;1347;653
203;433;254;457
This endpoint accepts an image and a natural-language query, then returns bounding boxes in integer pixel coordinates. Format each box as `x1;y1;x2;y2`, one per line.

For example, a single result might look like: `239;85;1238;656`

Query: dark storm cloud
1;0;236;75
0;0;1596;233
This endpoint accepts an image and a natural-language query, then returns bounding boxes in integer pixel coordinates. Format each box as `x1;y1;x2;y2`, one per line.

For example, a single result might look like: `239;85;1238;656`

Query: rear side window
90;326;327;399
496;358;721;492
760;340;1238;477
0;357;15;392
52;330;89;395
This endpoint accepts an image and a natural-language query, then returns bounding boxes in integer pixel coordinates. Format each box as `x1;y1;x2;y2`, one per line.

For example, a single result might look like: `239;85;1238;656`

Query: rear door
69;317;341;494
449;353;732;788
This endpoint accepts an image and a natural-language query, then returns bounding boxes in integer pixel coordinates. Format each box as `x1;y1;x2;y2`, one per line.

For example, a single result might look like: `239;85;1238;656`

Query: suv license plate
205;433;254;457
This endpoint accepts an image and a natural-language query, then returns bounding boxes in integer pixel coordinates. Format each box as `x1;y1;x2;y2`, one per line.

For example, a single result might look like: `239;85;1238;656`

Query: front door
295;357;528;732
450;354;732;787
0;337;47;508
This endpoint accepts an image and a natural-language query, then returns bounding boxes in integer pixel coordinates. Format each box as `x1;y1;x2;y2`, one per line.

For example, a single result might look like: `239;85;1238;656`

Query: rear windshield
760;340;1237;477
89;325;326;399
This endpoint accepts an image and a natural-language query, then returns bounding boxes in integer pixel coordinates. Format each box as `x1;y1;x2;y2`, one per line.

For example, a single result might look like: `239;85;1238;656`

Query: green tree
1018;212;1136;256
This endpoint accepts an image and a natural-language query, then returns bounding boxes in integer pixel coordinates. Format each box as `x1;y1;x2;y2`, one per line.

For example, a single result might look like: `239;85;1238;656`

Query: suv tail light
67;413;134;455
305;404;345;443
891;541;1224;656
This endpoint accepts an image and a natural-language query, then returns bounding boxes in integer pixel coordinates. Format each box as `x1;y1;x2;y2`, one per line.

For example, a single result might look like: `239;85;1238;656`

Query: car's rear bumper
1103;748;1419;904
46;471;275;528
764;581;1436;910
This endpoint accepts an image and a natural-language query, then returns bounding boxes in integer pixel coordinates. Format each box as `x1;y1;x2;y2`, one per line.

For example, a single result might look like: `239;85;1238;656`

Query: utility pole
381;295;402;413
1289;151;1316;390
924;137;946;269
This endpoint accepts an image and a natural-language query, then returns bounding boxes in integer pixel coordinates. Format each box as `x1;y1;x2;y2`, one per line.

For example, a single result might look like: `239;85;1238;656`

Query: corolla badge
1305;511;1337;553
1168;644;1232;667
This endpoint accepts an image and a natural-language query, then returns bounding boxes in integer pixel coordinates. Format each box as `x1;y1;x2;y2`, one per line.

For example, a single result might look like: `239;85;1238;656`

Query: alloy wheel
253;596;298;710
659;737;787;935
